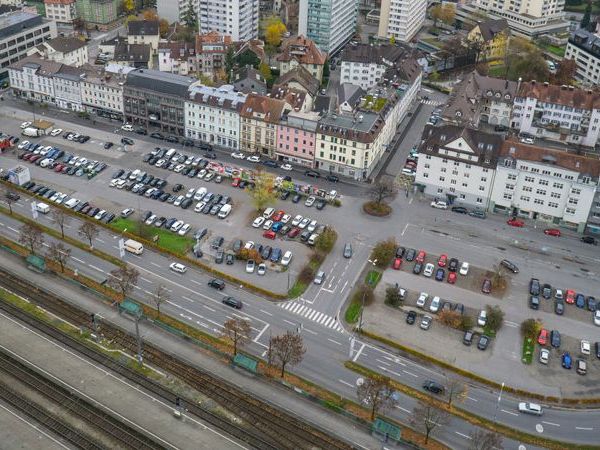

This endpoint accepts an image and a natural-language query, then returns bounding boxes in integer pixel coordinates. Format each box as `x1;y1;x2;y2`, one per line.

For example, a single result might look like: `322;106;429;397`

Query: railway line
0;266;354;450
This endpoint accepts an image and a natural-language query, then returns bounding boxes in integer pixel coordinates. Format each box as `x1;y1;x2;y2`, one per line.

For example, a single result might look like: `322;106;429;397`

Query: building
490;140;600;232
377;0;426;43
157;0;197;24
234;39;266;64
298;0;357;54
239;93;288;156
76;0;119;29
44;0;78;24
455;0;569;38
81;63;132;120
198;0;259;41
123;69;198;136
185;84;246;149
112;42;153;69
565;29;600;87
271;86;310;112
273;65;320;100
0;10;57;81
127;20;160;54
53;64;84;111
195;31;232;79
231;65;267;94
415;125;503;208
8;55;61;103
276;110;319;167
442;71;517;128
511;81;600;148
275;35;326;82
586;183;600;235
337;83;365;113
28;36;88;67
466;18;510;61
158;41;196;75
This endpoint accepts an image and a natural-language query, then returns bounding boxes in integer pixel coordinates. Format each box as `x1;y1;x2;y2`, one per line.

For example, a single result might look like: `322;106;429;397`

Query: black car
405;248;416;261
215;250;224;264
280;191;291;200
300;230;311;241
529;278;540;296
165;218;177;229
222;296;242;309
104;142;114;149
121;137;134;145
150;132;164;140
182;139;194;147
587;296;597;312
261;245;272;260
165;136;179;143
581;236;597;245
225;253;235;265
103;213;116;223
5;192;20;201
173;183;184;192
395;246;405;258
232;239;242;253
451;206;468;214
529;296;540;310
211;236;224;249
194;228;208;241
304;170;320;178
262;160;278;168
551;330;561;348
181;198;193;209
292;194;301;203
326;174;339;182
135;127;147;135
555;299;564;315
422;380;444;394
500;259;519;273
448;258;459;272
315;199;326;210
159;192;170;201
453;303;465;315
203;152;217;159
406;310;417;325
413;262;423;274
208;278;225;290
478;335;490;350
575;293;586;308
463;330;474;346
541;284;552;299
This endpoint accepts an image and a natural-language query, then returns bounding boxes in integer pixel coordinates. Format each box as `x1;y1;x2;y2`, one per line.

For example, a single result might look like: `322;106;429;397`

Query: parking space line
575;427;593;430
259;309;272;316
395;405;410;414
283;319;296;326
466;396;478;402
327;338;342;346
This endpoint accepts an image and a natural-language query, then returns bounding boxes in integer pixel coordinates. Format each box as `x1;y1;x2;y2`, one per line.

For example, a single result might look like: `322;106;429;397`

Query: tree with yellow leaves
143;9;158;20
263;16;287;47
123;0;135;14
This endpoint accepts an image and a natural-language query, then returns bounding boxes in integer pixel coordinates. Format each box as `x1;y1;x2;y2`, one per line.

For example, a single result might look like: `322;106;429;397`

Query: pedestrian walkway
279;301;344;332
420;98;444;107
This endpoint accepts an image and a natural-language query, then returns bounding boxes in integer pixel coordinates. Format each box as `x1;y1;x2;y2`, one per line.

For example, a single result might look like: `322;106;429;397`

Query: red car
481;278;492;294
54;164;64;172
447;272;457;284
231;177;240;187
392;257;402;270
507;218;525;227
544;228;561;237
287;227;300;238
263;230;276;240
565;289;576;304
271;210;285;222
438;254;447;267
538;329;549;346
415;250;426;263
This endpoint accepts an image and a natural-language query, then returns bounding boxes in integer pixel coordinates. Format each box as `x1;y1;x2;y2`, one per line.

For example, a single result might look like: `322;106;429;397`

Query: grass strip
345;300;361;324
522;337;534;365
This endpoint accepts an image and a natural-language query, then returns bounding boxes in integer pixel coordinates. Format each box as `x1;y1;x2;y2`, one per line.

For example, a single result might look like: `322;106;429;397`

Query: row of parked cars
536;329;594;375
401;146;418;177
140;209;195;237
144;147;222;180
252;207;326;245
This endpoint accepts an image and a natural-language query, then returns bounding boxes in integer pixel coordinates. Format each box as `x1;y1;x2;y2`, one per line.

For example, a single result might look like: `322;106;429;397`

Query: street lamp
493;382;505;424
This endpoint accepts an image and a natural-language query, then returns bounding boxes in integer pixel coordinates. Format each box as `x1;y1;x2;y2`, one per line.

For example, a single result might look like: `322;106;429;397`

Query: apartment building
0;10;57;81
198;0;259;41
44;0;78;24
81;64;132;121
491;140;600;232
565;29;600;87
8;55;61;103
28;36;88;67
298;0;357;54
53;64;85;111
195;31;232;79
157;0;197;24
239;93;288;157
377;0;426;43
510;81;600;148
415;125;502;208
275;35;326;82
466;18;510;61
76;0;119;29
127;20;160;54
276;110;319;167
158;41;196;75
185;84;246;149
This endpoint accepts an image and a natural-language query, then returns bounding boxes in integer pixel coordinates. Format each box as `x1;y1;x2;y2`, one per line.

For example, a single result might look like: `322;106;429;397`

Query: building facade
466;18;510;61
239;93;287;157
276;35;326;82
185;84;246;149
298;0;357;54
76;0;119;28
565;29;600;87
377;0;426;43
44;0;78;24
158;41;196;75
81;64;131;120
127;20;160;54
53;65;84;111
28;36;88;67
8;55;61;103
198;0;259;41
195;31;232;79
276;110;319;167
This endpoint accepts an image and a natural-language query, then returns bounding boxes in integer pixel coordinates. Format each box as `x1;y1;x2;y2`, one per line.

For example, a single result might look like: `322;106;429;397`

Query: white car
307;220;317;233
262;219;273;230
244;240;255;250
459;262;469;276
581;340;591;355
116;179;127;189
518;402;543;416
186;188;196;198
291;215;303;226
49;192;61;202
50;128;63;136
594;310;600;326
417;292;428;308
121;124;133;131
20;121;32;129
539;348;550;365
423;263;435;277
178;223;191;236
194;202;206;212
197;169;207;179
281;164;293;171
520;137;534;145
429;296;441;313
477;310;487;327
18;140;30;149
174;195;185;206
298;217;311;229
145;214;157;225
231;152;245;159
281;214;291;224
169;262;187;274
430;200;448;209
94;210;106;220
56;193;68;204
252;216;265;228
247;155;260;163
171;220;184;232
281;250;293;266
246;259;256;273
257;263;266;276
305;196;316;207
174;164;185;173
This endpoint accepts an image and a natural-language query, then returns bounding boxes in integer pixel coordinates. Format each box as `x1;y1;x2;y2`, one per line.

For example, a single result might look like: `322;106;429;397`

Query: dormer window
486;90;493;97
504;94;511;100
456;111;462;117
440;134;446;142
495;92;501;97
478;142;484;150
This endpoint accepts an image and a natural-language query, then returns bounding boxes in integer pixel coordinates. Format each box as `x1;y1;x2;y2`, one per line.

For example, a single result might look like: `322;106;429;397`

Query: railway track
0;347;165;450
0;267;354;450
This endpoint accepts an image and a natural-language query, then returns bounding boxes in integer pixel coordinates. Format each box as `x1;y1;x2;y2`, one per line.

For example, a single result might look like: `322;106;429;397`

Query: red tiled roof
518;81;600;110
240;93;286;123
276;35;326;65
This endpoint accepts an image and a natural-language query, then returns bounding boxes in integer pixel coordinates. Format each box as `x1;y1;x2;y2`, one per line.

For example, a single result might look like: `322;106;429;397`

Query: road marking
338;379;354;388
340;280;348;293
140;277;152;283
352;343;366;362
327;338;342;346
253;324;269;343
466;396;478;402
259;309;273;316
320;288;335;293
181;296;194;303
575;427;593;430
303;328;318;335
395;405;411;414
378;366;403;378
88;264;105;273
283;319;296;326
190;279;203;287
96;238;105;243
455;431;472;439
376;358;391;366
7;226;19;233
505;320;518;328
401;223;409;236
403;370;418;378
150;262;160;268
202;304;215;312
542;421;560;427
72;256;84;263
501;409;519;416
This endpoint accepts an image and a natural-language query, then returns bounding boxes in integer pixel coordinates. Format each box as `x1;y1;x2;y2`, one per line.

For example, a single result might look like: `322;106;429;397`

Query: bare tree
108;265;139;298
18;223;44;255
78;222;99;248
46;242;71;272
446;377;467;406
368;179;397;205
468;430;504;450
51;208;70;238
270;331;306;377
149;283;170;316
2;188;17;214
222;317;252;356
410;401;450;444
356;375;398;421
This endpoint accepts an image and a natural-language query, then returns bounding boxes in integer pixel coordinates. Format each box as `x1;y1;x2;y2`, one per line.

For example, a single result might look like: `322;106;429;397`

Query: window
548;202;559;208
505;184;514;190
476;197;483;204
503;193;512;200
571;188;581;195
539;179;548;186
423;173;429;178
536;189;546;195
523;186;532;192
441;167;447;173
439;176;445;181
481;177;487;182
553;182;563;188
479;186;485;191
550;192;560;198
508;174;517;180
568;198;579;205
520;196;530;201
565;207;576;215
525;176;534;182
437;188;443;193
534;199;544;205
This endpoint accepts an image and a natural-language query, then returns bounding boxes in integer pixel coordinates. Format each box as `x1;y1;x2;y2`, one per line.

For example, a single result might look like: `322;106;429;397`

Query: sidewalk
0;249;384;450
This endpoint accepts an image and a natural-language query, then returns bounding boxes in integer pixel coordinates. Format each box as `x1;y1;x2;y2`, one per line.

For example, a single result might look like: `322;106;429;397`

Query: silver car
343;243;352;258
313;270;326;285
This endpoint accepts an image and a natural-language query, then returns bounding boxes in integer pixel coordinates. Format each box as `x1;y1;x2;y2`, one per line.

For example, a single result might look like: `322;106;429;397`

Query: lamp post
493;382;505;424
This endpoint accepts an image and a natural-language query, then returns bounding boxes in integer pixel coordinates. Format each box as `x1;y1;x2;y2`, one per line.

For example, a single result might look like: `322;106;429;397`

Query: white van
36;202;50;214
218;204;232;219
124;239;144;255
165;148;176;159
64;198;80;209
263;207;275;218
307;233;319;245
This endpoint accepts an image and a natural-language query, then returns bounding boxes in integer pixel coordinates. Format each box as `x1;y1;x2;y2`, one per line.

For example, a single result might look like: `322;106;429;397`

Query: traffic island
362;200;392;217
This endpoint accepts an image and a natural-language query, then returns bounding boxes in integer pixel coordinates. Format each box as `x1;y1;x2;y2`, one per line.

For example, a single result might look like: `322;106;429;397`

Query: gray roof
274;65;320;96
318;111;383;143
54;65;85;81
46;37;87;53
127;20;159;36
569;29;600;59
0;11;44;40
341;43;405;65
477;19;509;42
337;83;365;107
125;69;196;97
114;42;151;63
9;55;62;76
313;95;330;113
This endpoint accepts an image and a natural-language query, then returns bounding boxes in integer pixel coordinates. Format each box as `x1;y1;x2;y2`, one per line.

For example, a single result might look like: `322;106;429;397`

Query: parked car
539;348;550;364
477;335;490;350
481;278;492;294
463;330;474;346
406;311;417;325
507;217;525;227
500;259;519;273
562;352;572;369
477;310;487;327
430;200;448;209
435;268;445;281
422;380;445;394
544;228;561;237
459;262;469;275
420;315;432;330
551;330;561;348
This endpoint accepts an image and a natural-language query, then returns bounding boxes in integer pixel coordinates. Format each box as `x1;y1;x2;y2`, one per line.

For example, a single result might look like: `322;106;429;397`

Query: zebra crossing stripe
278;302;344;333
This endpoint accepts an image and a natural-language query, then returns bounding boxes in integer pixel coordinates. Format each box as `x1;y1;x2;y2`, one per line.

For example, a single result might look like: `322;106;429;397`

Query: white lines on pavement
303;328;318;335
401;223;409;236
455;432;472;440
72;256;84;263
150;262;160;268
189;279;204;287
96;238;105;243
202;304;215;312
352;343;366;362
338;379;354;388
88;264;105;273
466;396;478;402
320;288;335;293
340;280;348;293
575;427;593;431
181;296;194;303
278;301;343;332
283;319;296;326
402;370;418;378
253;324;269;343
505;320;518;328
327;338;342;346
378;366;403;379
259;309;273;316
542;421;560;427
140;277;152;283
501;409;519;417
7;226;18;233
395;405;411;414
376;358;391;366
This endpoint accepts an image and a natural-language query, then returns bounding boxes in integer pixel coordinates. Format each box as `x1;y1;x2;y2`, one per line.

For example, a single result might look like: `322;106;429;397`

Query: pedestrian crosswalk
278;301;344;332
420;99;445;107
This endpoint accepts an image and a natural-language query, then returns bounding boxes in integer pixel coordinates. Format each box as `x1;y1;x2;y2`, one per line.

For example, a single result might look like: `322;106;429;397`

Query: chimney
561;85;568;90
569;85;574;91
531;80;536;85
543;81;549;87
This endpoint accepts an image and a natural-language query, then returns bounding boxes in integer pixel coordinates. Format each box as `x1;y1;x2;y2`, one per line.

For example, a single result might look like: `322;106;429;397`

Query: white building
158;41;195;75
377;0;426;43
491;141;600;232
415;125;503;208
157;0;195;23
0;11;57;81
565;29;600;87
80;64;132;120
127;20;160;54
53;65;84;111
298;0;357;54
28;36;88;67
185;84;247;149
44;0;79;24
198;0;259;41
510;81;600;148
8;55;61;104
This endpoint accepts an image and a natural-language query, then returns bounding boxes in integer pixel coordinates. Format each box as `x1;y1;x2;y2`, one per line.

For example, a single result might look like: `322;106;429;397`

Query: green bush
315;227;337;253
384;286;402;307
352;284;374;307
370;238;397;269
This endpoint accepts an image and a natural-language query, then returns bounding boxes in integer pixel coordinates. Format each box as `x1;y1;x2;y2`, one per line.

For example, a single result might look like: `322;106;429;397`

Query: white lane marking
189;279;203;287
96;238;105;243
259;309;273;316
181;296;194;303
542;421;560;427
202;304;215;312
327;338;342;346
140;277;152;283
401;223;409;236
338;379;354;388
501;409;519;416
7;226;19;233
150;262;160;268
302;328;318;335
505;321;518;328
376;358;391;366
352;343;366;362
253;324;269;343
455;431;472;439
378;366;403;378
283;319;296;326
72;256;84;263
395;405;411;414
575;427;593;430
88;264;106;273
466;396;478;402
402;370;418;378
